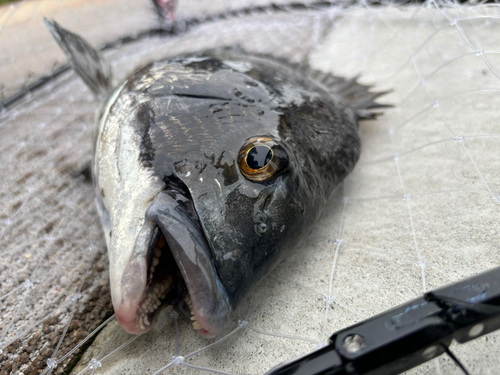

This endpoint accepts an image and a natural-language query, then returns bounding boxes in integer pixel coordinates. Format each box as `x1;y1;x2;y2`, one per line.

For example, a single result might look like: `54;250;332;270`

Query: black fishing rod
266;266;500;375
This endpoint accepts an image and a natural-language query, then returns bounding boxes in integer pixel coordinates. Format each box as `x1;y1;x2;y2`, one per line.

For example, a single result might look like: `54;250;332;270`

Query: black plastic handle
266;266;500;375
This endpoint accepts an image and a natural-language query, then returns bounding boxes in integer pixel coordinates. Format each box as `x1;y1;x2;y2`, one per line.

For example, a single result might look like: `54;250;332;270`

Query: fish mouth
114;179;231;338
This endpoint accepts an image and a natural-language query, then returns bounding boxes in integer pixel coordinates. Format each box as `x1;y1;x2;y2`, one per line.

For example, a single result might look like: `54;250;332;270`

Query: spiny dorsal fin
304;69;392;119
44;19;113;99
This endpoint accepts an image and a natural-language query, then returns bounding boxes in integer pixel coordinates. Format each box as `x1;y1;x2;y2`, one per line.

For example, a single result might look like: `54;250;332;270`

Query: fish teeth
185;294;202;330
138;271;176;326
166;275;173;286
157;235;166;247
153;236;165;259
149;238;163;284
148;265;156;284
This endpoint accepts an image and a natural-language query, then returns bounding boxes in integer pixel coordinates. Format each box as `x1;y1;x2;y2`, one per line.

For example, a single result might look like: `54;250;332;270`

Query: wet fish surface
45;19;386;338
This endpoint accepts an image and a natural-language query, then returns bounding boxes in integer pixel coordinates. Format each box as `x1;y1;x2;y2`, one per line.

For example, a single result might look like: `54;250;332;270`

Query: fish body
46;20;385;338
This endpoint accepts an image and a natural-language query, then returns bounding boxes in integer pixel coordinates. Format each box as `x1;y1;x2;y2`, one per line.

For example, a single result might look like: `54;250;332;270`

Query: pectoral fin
44;19;113;99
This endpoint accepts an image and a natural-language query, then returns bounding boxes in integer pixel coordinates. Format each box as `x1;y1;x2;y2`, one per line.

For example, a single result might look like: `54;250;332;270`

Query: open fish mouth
136;229;185;331
114;177;232;338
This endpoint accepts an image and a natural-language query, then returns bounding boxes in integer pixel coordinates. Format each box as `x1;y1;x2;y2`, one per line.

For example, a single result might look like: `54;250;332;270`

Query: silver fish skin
46;20;386;338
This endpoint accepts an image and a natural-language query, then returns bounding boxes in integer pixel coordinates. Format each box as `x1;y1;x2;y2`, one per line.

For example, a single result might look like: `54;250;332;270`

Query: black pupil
246;146;272;170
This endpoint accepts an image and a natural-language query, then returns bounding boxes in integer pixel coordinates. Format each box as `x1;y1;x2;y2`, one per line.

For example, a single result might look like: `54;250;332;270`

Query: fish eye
238;137;289;182
246;146;273;169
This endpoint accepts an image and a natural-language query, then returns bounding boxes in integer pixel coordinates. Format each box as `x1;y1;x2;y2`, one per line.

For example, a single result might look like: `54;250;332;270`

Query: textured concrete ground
0;1;499;375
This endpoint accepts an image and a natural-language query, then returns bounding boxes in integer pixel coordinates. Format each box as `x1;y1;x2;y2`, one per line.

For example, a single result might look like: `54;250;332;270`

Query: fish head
95;53;360;338
44;20;369;339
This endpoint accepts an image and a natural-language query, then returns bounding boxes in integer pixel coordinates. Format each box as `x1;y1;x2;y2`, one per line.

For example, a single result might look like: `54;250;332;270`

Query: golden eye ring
237;137;288;182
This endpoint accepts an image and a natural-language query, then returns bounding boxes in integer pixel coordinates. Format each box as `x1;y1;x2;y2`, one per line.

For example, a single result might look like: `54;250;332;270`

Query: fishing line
440;345;470;375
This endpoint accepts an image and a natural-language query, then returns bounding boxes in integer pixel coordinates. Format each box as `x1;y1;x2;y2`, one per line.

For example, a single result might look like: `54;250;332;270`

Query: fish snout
115;302;150;335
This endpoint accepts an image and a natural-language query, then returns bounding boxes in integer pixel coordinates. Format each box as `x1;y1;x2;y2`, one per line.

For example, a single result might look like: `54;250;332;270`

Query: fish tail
307;70;392;119
44;19;113;99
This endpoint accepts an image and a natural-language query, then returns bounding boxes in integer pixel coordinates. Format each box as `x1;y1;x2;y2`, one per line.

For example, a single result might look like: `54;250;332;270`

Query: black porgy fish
45;20;386;338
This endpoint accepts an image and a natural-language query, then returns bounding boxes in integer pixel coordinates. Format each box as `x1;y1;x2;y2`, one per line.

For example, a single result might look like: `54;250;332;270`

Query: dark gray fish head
44;21;380;337
97;51;363;337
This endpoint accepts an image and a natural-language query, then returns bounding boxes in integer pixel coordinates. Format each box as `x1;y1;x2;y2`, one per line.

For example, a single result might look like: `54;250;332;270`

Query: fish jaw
110;190;232;338
149;190;232;338
109;216;158;335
